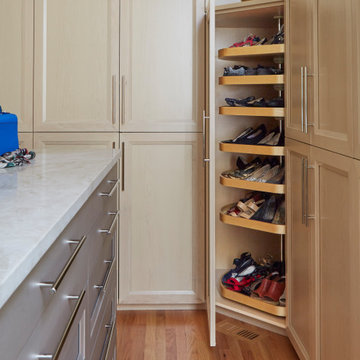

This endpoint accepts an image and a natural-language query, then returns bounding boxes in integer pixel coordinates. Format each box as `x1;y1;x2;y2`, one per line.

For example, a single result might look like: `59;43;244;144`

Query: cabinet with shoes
205;0;288;346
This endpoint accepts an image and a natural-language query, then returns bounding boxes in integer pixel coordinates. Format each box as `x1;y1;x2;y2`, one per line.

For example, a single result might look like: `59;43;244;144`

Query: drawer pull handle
36;290;85;360
99;211;118;234
104;320;116;360
99;179;119;197
39;236;87;293
94;258;115;293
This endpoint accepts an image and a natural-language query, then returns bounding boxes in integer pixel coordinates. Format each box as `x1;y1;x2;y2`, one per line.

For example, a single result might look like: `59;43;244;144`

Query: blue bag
0;106;19;156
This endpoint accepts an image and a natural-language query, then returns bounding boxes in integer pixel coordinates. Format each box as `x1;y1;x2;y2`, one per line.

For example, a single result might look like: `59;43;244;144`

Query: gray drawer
90;279;117;360
16;241;88;360
89;242;117;340
0;208;91;360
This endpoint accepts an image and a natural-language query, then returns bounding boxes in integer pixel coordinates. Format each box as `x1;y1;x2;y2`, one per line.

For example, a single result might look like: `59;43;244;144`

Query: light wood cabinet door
120;0;205;132
312;0;356;156
205;0;216;347
311;146;360;360
286;139;315;360
119;133;204;305
34;0;119;132
0;0;33;132
34;133;119;150
353;0;360;160
286;0;314;144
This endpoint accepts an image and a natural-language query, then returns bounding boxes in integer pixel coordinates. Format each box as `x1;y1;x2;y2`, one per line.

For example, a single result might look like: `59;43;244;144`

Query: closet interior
210;0;287;332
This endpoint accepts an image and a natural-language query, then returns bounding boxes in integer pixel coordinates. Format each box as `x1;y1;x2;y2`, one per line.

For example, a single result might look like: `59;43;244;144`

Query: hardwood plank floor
117;311;299;360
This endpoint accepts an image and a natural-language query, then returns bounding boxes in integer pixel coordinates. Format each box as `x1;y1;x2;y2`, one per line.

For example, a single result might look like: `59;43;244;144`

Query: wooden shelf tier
219;142;285;156
216;0;284;28
220;175;285;194
220;279;286;318
219;106;284;117
216;270;286;328
219;75;284;86
218;44;284;60
220;204;286;235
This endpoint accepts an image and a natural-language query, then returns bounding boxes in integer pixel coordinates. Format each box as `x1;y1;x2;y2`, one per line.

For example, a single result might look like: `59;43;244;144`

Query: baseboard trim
216;307;287;336
117;303;206;311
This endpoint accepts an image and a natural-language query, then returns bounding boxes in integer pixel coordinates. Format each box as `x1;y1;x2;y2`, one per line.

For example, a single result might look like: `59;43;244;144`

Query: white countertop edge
0;152;120;309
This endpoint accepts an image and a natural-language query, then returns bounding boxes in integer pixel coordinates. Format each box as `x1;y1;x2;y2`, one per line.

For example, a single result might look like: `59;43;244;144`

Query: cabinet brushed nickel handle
94;258;115;293
121;142;125;191
104;320;116;360
112;75;116;125
304;66;308;134
306;163;315;226
99;211;118;234
99;179;119;197
121;75;126;125
36;290;85;360
300;67;304;133
202;110;210;165
301;158;305;225
38;236;87;293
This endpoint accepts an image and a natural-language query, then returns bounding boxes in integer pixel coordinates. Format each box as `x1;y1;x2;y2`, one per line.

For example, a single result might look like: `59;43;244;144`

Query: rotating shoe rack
217;13;286;318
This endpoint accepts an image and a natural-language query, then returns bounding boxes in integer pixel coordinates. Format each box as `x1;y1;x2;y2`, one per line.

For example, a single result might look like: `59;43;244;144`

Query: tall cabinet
286;0;360;359
118;0;206;306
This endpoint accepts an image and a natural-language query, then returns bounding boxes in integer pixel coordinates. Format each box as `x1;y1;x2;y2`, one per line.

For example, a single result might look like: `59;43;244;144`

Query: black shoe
222;127;254;143
237;124;267;144
267;97;284;107
252;195;278;223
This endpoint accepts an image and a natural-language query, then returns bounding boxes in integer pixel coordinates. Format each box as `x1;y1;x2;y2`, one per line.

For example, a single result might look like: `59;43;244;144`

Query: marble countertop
0;148;121;309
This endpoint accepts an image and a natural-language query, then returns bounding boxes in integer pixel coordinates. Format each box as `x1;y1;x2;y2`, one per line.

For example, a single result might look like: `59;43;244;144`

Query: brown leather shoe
253;272;279;298
264;276;285;302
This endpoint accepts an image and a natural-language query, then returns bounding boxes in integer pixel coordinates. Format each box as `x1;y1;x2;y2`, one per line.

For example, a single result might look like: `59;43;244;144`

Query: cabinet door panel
34;0;119;132
286;0;314;143
313;0;355;156
18;133;33;149
353;0;360;159
119;133;204;304
0;0;33;132
34;133;119;150
120;0;204;132
312;147;359;360
286;139;315;360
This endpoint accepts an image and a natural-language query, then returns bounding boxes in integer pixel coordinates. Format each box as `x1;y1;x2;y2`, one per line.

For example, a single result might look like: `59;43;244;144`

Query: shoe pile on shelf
224;192;285;224
225;96;284;108
223;65;284;77
222;156;285;184
222;125;284;146
222;252;286;306
228;26;284;48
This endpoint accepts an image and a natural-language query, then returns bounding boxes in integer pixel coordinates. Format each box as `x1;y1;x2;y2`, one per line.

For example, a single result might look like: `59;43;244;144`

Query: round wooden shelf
220;204;286;235
220;281;286;318
218;44;285;60
219;142;285;156
219;75;284;86
219;106;284;117
220;175;285;194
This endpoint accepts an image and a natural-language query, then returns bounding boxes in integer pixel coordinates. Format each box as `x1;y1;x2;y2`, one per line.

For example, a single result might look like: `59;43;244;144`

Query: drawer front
0;211;90;360
89;245;117;340
90;279;117;360
17;244;88;360
93;164;119;222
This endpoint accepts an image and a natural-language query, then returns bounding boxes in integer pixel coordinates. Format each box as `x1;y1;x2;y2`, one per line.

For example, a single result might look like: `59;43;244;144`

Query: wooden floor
117;311;299;360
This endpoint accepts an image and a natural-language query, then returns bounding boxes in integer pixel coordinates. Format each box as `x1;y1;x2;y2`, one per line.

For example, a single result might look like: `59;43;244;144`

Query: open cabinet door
205;0;216;347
